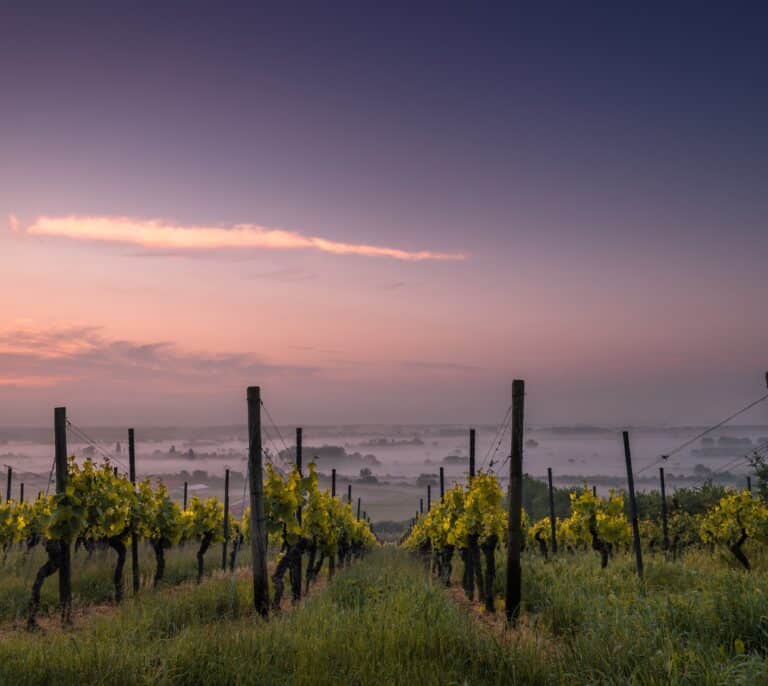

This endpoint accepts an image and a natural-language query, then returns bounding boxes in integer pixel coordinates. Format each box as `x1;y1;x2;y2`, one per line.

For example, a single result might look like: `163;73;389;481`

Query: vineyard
2;382;768;685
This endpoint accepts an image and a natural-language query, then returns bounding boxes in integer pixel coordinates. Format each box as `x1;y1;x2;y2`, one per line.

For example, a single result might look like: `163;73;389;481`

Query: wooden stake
547;467;557;554
19;482;24;504
247;387;269;617
331;468;336;497
357;497;361;520
183;481;188;510
347;483;352;504
329;468;337;578
623;431;644;581
659;466;669;551
469;428;476;480
505;380;525;625
419;498;423;515
427;484;431;511
5;466;11;502
222;468;230;570
54;407;72;624
129;428;139;595
747;475;752;493
292;428;303;599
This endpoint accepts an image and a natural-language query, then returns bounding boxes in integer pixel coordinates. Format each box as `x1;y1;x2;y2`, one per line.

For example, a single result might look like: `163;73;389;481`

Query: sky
1;2;767;427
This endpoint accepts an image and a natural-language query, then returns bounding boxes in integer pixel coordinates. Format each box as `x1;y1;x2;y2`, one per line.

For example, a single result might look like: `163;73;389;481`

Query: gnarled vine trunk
151;540;166;587
27;539;63;631
107;536;127;603
481;535;498;612
196;532;213;584
730;529;750;570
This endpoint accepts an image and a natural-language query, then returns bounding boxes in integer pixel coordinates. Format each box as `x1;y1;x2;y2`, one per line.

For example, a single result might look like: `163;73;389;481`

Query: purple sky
1;3;767;427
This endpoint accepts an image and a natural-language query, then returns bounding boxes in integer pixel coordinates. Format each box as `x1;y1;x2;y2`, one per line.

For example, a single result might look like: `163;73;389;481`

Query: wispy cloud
24;215;466;262
0;324;316;391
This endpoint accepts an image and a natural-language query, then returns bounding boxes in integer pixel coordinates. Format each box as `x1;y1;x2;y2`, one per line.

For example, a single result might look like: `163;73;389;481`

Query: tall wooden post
659;466;669;551
129;428;139;595
592;485;597;497
183;481;188;510
623;431;644;581
419;498;423;515
505;380;525;625
329;468;337;578
222;468;230;570
356;497;361;520
294;427;303;599
347;484;352;504
54;407;72;624
469;428;476;480
427;484;431;511
247;387;269;617
19;482;24;504
5;466;11;502
439;467;445;502
747;475;752;493
547;467;557;554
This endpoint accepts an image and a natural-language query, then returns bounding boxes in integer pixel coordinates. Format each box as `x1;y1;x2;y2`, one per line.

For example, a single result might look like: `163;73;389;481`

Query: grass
3;546;768;684
0;541;253;624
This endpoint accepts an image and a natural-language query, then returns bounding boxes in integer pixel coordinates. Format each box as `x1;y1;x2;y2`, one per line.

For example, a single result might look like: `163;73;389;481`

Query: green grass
3;547;768;685
0;541;252;624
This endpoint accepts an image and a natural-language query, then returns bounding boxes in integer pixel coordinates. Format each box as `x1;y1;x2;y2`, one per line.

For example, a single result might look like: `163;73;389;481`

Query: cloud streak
0;324;317;391
25;215;466;262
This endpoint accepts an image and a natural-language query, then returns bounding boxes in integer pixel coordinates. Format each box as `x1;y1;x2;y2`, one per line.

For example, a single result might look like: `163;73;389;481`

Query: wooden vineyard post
469;428;476;480
623;431;644;581
55;407;72;624
427;484;431;511
592;485;597;497
247;387;269;617
420;498;424;515
183;481;188;510
659;467;669;551
347;484;352;505
357;497;361;520
329;468;337;578
5;466;11;502
547;467;557;554
222;468;230;570
505;379;525;626
19;482;24;503
747;476;752;493
294;427;303;600
129;428;139;595
439;467;445;502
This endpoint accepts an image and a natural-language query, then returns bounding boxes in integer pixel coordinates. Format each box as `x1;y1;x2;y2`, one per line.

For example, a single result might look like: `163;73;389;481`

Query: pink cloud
24;215;466;262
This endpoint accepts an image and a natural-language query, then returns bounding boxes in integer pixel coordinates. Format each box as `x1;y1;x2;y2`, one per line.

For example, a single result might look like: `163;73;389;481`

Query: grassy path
4;548;768;685
0;549;520;686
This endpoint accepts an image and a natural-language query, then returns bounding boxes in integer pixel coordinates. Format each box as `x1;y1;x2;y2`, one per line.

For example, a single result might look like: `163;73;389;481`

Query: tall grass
0;542;252;623
3;547;768;684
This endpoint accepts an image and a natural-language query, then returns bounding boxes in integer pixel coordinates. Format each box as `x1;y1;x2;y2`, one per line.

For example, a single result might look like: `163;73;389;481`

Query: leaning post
623;431;644;581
